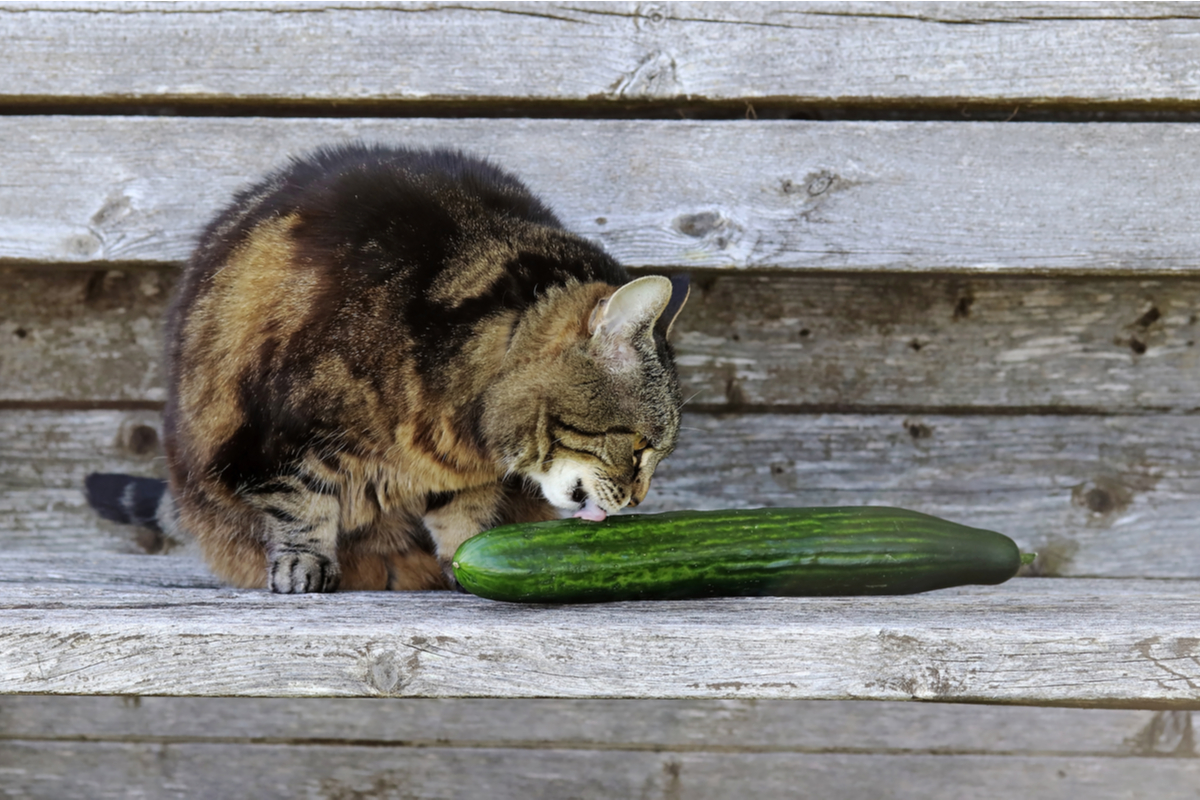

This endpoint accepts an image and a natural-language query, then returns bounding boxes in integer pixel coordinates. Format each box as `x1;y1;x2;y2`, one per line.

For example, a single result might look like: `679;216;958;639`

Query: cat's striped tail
85;473;181;536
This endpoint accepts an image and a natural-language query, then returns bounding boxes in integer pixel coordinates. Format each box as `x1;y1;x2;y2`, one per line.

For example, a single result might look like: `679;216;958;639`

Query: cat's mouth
570;482;608;522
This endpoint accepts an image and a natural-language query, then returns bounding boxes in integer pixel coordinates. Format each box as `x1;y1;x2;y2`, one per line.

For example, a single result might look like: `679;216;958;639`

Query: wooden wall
3;3;1200;797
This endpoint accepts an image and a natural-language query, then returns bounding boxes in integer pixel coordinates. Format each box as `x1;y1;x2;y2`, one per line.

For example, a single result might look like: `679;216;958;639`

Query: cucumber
452;506;1026;603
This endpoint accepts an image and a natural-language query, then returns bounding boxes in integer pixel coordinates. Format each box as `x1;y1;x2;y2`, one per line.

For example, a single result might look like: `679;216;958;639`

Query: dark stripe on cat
264;506;304;525
555;444;604;460
552;418;606;438
249;479;297;496
411;424;442;460
362;481;383;516
553;418;637;440
426;490;456;512
296;470;338;495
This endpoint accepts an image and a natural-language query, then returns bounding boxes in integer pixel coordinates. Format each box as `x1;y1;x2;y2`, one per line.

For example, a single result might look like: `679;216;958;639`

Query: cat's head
488;275;689;521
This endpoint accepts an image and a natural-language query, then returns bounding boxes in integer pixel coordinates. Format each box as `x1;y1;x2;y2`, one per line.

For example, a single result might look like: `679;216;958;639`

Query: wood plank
2;695;1192;757
7;117;1200;273
0;268;169;404
2;742;1199;800
4;408;1198;578
7;268;1200;413
6;3;1200;106
680;273;1200;412
0;409;167;555
0;554;1197;705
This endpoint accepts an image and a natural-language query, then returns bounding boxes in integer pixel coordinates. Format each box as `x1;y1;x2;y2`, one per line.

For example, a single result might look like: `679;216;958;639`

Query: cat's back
179;145;563;297
169;144;627;372
163;144;629;491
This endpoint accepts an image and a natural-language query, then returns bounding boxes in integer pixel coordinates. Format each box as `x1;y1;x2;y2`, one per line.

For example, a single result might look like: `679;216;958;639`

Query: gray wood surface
6;2;1200;106
7;268;1200;413
6;0;1199;782
0;269;170;404
3;742;1199;800
4;407;1197;578
3;696;1191;756
8;117;1200;273
0;553;1197;705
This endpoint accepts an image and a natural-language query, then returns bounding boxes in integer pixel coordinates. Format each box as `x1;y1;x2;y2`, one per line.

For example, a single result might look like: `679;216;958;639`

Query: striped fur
139;144;688;592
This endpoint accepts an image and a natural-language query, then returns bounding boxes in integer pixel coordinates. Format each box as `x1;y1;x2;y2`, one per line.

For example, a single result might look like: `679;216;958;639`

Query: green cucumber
452;506;1026;604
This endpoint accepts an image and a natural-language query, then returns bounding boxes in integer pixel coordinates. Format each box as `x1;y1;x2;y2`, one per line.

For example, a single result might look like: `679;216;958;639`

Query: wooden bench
3;2;1199;796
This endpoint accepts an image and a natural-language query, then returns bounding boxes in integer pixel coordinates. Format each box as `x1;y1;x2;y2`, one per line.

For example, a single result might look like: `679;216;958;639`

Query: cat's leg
497;476;561;526
422;482;507;588
339;548;447;591
248;482;343;593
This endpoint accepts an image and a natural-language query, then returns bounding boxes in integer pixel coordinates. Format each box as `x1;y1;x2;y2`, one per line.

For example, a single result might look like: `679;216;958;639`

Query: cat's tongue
573;497;607;522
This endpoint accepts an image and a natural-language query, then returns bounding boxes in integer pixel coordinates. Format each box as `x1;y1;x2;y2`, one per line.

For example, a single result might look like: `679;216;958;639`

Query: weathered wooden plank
7;117;1200;272
0;269;170;404
3;742;1199;800
3;408;1197;578
0;409;166;554
681;273;1200;412
7;268;1199;413
6;3;1200;107
0;553;213;589
1;695;1191;757
0;554;1196;704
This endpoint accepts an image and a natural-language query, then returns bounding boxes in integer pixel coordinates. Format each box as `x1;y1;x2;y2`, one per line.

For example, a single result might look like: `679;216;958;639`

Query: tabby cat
86;144;689;593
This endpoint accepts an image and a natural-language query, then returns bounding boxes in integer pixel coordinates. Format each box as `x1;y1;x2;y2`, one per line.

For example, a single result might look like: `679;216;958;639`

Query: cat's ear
588;275;673;369
655;273;690;339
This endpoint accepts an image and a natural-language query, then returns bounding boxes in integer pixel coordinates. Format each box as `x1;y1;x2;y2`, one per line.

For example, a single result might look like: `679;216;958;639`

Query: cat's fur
86;144;688;592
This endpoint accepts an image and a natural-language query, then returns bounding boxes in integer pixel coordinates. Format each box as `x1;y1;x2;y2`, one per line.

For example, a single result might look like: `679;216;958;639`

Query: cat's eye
633;435;650;466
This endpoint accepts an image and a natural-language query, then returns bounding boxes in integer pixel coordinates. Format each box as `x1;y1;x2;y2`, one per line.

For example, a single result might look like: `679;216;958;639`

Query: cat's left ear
588;275;674;368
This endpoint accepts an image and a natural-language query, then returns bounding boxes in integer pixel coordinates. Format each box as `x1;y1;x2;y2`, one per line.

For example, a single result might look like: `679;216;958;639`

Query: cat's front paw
269;551;341;593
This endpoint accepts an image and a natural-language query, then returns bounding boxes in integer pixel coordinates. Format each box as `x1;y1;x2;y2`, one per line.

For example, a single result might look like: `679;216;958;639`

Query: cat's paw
440;559;466;593
269;551;341;593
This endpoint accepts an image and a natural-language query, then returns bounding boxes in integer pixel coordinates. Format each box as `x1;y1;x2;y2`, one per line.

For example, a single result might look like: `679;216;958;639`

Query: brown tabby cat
86;144;688;593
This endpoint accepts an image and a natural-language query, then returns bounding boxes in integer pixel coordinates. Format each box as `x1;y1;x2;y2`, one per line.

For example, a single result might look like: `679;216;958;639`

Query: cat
86;143;689;593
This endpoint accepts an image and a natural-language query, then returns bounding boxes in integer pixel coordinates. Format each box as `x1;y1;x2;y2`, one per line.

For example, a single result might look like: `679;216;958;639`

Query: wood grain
7;268;1199;413
0;554;1197;705
3;742;1198;800
5;0;1198;774
5;3;1200;106
0;269;170;404
3;408;1197;578
7;117;1200;273
3;695;1190;757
